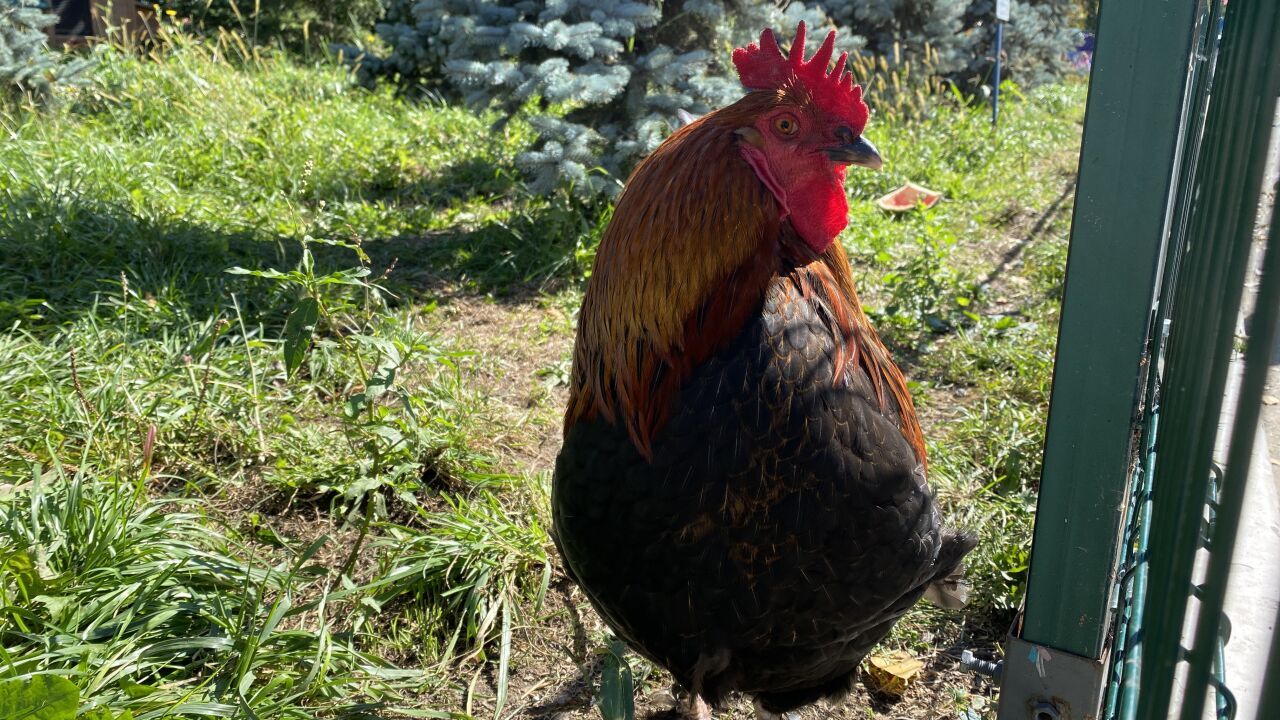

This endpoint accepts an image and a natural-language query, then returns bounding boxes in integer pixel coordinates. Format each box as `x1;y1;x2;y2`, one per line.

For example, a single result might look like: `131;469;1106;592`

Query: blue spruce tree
361;0;851;195
958;0;1075;88
0;0;90;99
822;0;966;70
821;0;1074;92
361;0;1074;195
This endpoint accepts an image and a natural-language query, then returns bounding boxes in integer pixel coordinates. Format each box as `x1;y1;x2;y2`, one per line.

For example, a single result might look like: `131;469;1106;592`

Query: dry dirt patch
422;291;576;477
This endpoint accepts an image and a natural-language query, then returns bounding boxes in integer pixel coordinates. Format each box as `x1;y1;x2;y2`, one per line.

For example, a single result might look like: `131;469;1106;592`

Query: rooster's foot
680;693;712;720
752;698;798;720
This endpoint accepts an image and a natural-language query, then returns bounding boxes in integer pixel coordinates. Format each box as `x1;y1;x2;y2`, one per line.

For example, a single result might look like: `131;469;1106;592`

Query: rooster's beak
825;136;883;170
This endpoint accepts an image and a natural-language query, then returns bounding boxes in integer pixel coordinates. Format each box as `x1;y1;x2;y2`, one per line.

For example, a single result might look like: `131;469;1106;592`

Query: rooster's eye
773;115;799;136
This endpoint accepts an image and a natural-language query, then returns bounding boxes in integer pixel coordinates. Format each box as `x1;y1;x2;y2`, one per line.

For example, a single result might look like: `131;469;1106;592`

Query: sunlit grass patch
0;465;427;718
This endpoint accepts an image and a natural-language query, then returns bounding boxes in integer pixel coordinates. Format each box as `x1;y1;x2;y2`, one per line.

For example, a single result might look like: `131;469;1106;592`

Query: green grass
1;468;424;718
1;33;1085;719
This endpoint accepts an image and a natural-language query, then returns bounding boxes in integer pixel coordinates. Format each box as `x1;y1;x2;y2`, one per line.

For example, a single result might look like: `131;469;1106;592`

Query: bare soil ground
423;291;575;478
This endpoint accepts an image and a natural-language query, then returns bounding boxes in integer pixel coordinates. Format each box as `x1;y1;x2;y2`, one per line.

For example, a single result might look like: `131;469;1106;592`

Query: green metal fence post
996;0;1199;716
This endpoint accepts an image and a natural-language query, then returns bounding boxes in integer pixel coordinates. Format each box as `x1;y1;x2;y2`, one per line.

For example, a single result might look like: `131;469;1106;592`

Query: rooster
552;23;976;720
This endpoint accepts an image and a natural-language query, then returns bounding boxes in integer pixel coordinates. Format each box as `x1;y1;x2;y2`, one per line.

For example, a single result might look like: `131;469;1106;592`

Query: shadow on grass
976;181;1074;294
0;184;603;335
0;191;286;333
349;156;521;210
361;195;604;303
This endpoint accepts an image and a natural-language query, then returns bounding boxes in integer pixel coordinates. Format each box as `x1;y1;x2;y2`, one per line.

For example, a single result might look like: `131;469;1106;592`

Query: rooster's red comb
732;22;868;132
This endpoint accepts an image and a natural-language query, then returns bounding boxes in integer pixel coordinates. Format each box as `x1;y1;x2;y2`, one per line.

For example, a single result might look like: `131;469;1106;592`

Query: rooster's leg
751;698;798;720
680;693;712;720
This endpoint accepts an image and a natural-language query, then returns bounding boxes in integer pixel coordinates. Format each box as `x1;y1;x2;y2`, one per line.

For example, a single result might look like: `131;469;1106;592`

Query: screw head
1031;700;1061;720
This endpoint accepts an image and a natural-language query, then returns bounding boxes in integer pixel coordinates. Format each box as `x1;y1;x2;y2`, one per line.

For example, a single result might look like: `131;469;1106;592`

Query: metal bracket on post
999;631;1109;720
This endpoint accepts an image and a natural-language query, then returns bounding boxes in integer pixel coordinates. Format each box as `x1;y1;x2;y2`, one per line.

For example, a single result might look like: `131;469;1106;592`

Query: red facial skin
738;107;853;254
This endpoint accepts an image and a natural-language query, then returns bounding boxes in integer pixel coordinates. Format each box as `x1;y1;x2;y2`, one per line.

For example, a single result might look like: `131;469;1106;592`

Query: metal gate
994;0;1280;718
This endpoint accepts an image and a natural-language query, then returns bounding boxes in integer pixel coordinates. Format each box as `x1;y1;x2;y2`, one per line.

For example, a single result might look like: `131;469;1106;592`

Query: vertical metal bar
1138;0;1280;715
1017;0;1198;660
992;22;1003;126
1158;0;1223;314
1113;410;1158;720
1179;90;1280;720
1103;452;1144;720
1211;637;1234;720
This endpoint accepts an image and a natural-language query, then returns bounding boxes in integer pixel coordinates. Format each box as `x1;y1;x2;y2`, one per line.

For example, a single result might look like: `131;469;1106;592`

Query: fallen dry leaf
864;651;925;698
1262;394;1279;406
